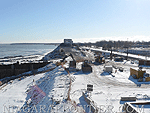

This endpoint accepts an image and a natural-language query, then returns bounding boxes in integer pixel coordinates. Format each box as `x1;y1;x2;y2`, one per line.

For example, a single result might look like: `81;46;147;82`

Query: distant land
10;43;60;45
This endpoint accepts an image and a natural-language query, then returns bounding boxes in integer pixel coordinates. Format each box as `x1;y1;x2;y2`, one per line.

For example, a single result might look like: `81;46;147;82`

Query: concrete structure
64;39;73;46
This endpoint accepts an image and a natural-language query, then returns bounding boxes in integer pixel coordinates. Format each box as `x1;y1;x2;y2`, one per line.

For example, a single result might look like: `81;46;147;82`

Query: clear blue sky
0;0;150;43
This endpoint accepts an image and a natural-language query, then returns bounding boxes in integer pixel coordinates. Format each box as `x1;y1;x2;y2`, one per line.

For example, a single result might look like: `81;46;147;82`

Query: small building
104;66;113;73
64;39;73;46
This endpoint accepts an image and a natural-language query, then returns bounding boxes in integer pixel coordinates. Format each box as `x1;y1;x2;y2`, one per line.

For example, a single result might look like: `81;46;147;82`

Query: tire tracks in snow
83;65;138;88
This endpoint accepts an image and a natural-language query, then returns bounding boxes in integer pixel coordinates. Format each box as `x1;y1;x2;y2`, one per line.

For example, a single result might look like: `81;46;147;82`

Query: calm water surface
0;44;56;58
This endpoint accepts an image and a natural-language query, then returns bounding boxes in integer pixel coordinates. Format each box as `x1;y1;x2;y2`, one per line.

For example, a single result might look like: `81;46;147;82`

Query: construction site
1;39;150;113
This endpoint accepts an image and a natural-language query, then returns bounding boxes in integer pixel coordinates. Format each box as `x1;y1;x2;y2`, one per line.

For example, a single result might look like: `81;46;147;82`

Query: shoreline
0;47;57;65
0;44;59;84
0;44;56;60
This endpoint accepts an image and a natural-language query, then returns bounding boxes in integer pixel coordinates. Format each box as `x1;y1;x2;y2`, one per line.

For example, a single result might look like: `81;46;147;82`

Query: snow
83;46;150;60
0;55;45;65
1;46;150;113
37;62;56;73
0;63;80;113
1;73;45;112
69;50;150;112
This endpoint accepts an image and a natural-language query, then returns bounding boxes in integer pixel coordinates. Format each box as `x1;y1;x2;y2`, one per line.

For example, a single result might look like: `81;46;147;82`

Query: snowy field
1;48;150;113
0;65;79;113
70;60;150;112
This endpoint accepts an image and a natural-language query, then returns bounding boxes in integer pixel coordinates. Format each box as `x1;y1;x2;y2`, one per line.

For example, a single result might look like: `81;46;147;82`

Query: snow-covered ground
1;46;150;113
1;65;80;113
70;61;150;112
83;46;150;60
0;55;44;65
69;55;150;113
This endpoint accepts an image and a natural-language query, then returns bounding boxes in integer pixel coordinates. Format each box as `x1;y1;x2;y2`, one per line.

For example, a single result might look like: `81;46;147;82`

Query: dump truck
82;60;92;73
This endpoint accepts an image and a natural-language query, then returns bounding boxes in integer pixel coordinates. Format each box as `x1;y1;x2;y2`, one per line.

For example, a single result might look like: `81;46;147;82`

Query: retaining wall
0;62;50;79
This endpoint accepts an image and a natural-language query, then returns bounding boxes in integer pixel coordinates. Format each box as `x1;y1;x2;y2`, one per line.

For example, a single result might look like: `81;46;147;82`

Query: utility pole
110;46;112;60
126;38;129;60
126;47;128;60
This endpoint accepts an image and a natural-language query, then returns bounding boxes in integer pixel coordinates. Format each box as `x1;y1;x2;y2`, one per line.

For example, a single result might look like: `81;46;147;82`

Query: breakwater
0;61;50;80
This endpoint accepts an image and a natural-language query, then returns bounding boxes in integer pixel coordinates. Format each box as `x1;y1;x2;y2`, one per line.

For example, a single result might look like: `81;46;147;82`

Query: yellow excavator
95;55;105;64
56;53;76;67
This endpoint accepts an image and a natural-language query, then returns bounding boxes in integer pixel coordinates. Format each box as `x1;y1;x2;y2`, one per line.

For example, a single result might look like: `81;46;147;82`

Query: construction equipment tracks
83;65;149;88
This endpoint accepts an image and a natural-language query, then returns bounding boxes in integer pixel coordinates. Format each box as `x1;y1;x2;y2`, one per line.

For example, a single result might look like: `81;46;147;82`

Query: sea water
0;44;56;59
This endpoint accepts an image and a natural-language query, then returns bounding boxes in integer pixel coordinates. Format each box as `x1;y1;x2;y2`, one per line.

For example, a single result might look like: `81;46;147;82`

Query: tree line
77;40;150;49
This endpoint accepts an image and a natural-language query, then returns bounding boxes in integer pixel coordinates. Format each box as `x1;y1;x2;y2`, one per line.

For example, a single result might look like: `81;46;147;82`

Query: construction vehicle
56;54;73;66
82;60;92;73
68;53;76;68
95;55;105;64
60;53;76;69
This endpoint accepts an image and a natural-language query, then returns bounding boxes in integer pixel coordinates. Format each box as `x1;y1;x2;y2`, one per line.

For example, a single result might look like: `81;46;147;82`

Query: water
0;44;56;59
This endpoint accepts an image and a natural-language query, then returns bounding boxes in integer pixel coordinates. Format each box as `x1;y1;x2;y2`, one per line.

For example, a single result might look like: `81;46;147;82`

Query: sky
0;0;150;43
